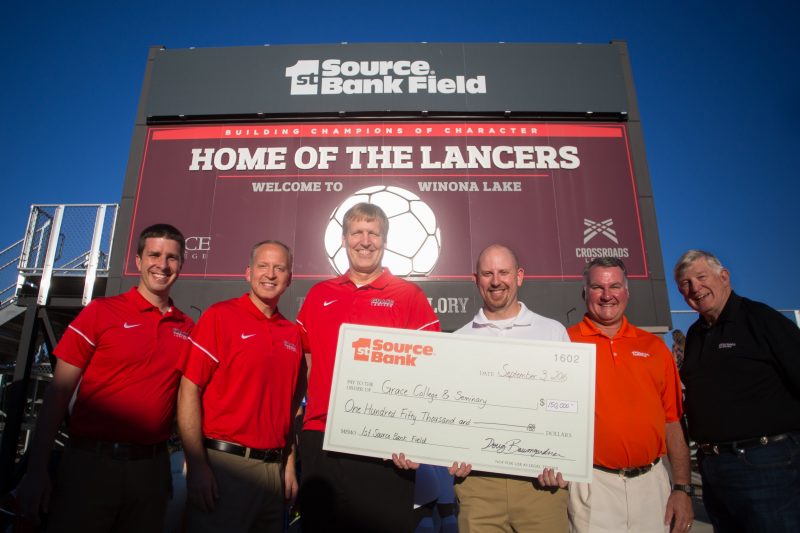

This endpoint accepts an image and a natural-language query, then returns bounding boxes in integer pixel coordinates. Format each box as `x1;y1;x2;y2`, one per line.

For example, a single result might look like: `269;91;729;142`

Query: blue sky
2;0;799;330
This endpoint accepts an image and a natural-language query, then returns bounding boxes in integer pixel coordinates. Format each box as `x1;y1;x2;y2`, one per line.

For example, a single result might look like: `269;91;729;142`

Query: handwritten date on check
323;324;596;483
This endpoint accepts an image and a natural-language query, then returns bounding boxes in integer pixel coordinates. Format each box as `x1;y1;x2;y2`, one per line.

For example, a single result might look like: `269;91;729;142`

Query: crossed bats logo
583;218;618;244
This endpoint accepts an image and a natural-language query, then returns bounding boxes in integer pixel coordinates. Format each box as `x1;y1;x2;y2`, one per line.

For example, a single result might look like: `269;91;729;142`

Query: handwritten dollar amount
540;399;578;413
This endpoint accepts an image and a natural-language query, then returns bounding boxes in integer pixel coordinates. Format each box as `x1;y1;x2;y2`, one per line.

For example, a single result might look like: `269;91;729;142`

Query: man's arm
664;420;693;532
15;360;83;523
177;376;218;512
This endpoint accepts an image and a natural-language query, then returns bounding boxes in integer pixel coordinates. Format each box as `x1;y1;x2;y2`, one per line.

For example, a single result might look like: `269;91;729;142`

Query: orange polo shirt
568;315;683;469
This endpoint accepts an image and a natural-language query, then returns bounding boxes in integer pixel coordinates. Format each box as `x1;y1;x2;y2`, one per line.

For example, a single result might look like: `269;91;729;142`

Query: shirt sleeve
53;300;103;370
296;297;311;353
408;285;440;332
180;306;221;388
750;301;800;395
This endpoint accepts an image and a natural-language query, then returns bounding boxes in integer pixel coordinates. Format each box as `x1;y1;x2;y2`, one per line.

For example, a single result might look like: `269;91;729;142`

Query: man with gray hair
564;257;692;532
674;249;800;531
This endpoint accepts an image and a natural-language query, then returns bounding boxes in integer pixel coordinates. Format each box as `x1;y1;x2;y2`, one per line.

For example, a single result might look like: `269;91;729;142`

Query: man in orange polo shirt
567;257;693;533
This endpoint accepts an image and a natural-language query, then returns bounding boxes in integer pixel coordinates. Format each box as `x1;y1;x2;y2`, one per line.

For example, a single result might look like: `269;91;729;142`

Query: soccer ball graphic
324;185;441;276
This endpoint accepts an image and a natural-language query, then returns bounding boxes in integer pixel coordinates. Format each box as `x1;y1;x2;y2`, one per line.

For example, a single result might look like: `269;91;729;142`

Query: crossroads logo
575;217;629;260
583;218;618;244
352;337;434;366
285;59;487;96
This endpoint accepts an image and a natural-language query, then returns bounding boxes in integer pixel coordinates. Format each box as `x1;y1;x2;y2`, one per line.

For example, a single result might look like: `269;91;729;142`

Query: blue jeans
698;432;800;533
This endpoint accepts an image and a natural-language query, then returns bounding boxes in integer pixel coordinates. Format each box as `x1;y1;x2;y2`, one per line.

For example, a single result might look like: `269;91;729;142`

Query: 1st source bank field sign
123;122;646;281
108;42;670;329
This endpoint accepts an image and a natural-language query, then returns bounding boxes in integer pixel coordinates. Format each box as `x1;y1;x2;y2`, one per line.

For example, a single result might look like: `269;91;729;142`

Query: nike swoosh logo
241;333;256;340
123;323;141;329
323;300;338;307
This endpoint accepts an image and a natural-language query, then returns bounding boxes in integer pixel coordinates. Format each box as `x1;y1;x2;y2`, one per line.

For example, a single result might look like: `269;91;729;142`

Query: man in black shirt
674;249;800;532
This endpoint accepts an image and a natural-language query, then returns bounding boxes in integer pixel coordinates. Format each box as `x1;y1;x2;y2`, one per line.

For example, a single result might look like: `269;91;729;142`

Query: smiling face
246;243;292;315
135;237;183;303
676;257;731;324
584;265;629;334
475;245;524;320
343;216;386;283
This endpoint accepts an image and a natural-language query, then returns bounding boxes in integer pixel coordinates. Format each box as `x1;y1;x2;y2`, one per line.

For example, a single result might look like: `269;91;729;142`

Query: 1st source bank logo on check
352;337;434;366
285;59;487;96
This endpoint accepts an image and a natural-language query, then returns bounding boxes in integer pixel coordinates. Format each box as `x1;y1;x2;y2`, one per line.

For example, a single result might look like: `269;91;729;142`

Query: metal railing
0;204;118;311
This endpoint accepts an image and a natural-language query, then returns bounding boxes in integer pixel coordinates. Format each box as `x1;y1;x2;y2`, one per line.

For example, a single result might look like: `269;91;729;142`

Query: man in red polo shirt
177;240;303;533
296;203;440;533
16;223;193;532
566;257;693;533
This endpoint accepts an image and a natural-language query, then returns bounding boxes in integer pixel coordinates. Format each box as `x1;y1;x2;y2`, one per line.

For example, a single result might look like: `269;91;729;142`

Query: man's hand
448;462;472;478
284;458;299;505
391;453;420;470
185;460;218;513
14;469;52;525
665;490;694;532
537;467;568;488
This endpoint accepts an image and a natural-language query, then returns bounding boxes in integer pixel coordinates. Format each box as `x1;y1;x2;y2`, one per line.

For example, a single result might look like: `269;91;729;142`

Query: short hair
475;244;520;272
342;203;389;237
250;240;293;269
582;257;628;287
137;223;185;261
673;249;724;281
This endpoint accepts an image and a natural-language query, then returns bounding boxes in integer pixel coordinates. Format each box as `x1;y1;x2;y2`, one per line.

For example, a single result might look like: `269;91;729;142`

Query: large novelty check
323;324;596;482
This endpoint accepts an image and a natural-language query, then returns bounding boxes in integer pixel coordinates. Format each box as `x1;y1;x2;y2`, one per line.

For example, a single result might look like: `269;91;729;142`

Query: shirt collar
125;286;176;315
472;302;534;329
336;267;393;290
701;291;740;328
577;313;637;339
238;293;284;322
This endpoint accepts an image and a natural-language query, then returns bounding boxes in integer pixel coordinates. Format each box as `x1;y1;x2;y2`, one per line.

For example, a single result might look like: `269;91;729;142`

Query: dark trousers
46;445;171;533
698;432;800;533
298;430;415;533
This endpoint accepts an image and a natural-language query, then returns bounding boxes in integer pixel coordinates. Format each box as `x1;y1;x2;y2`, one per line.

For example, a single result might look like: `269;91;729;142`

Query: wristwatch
672;483;695;497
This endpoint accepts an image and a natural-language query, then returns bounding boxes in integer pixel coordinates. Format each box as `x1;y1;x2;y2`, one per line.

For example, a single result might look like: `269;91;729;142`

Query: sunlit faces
135;237;183;299
585;266;629;328
246;243;292;310
676;257;731;323
475;246;524;320
343;217;385;278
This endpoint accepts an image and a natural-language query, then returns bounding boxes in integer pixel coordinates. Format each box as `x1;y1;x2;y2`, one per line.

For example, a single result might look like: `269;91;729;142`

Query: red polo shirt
297;269;440;431
54;287;193;444
568;315;683;469
180;294;303;449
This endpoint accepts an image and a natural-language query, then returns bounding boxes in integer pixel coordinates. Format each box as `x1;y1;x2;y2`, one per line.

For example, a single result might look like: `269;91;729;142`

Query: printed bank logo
285;59;486;96
575;216;629;261
352;337;434;366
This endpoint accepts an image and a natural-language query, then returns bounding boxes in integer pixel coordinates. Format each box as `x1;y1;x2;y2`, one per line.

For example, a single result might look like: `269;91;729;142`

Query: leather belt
69;437;167;460
698;433;791;455
204;438;283;462
593;457;660;478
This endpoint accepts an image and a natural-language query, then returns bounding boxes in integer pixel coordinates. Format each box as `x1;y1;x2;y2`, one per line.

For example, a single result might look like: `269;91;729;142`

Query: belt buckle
112;443;132;460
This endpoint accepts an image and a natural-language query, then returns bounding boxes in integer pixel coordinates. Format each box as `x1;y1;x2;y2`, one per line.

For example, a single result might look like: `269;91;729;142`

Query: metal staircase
0;204;117;491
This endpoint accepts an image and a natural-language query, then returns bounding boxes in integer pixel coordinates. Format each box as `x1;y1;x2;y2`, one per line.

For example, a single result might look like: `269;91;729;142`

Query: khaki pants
185;448;284;533
568;459;670;533
455;473;569;532
47;445;171;533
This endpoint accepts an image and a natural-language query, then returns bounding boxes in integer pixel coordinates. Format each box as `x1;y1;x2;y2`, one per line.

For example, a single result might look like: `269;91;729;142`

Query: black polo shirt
681;292;800;443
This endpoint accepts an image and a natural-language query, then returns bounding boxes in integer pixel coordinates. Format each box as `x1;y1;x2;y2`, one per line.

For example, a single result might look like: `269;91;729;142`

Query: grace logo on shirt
351;337;434;367
172;328;190;340
631;350;651;358
283;340;299;353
